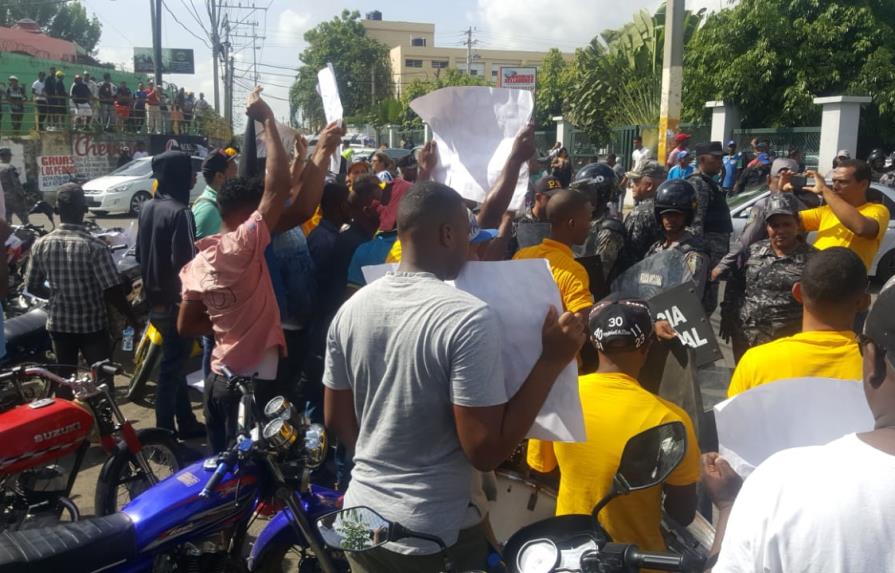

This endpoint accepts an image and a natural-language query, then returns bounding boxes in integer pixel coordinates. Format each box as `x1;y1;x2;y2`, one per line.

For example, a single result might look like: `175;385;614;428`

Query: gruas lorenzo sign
498;66;536;92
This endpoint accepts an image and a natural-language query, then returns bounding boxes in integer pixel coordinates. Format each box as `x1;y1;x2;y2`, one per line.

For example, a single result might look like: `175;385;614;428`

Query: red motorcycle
0;361;186;530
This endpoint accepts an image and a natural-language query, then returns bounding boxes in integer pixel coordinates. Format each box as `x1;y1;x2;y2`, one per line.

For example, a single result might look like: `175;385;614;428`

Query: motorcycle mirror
28;201;54;218
591;422;688;519
316;507;392;553
616;421;687;492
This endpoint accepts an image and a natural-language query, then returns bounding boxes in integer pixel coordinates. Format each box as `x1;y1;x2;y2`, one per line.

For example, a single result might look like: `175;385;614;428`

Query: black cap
201;148;235;178
693;141;724;157
535;175;564;196
588;299;654;352
866;277;895;369
397;151;418;170
0;147;11;156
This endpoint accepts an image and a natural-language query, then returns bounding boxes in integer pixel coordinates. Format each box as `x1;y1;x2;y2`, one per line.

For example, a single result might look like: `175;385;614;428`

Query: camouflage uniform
620;197;661;271
880;171;895;189
722;239;816;355
645;231;710;304
688;172;732;314
577;215;626;282
0;161;28;224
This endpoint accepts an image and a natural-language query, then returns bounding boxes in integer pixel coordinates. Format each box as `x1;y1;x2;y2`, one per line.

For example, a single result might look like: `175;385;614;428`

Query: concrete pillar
387;124;397;148
553;115;572;151
705;101;740;144
814;95;871;173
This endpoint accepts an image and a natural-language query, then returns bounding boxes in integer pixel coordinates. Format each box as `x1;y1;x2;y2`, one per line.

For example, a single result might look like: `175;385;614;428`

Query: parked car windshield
110;158;153;178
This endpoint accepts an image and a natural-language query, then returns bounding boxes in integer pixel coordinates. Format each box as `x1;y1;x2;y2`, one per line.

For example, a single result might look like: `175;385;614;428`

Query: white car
82;156;205;216
728;182;895;282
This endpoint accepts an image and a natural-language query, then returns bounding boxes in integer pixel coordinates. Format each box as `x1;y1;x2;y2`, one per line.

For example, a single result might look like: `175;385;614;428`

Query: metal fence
731;127;821;170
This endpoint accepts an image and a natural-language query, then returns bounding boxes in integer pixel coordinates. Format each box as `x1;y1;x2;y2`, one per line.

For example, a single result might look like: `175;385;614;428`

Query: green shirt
192;185;222;240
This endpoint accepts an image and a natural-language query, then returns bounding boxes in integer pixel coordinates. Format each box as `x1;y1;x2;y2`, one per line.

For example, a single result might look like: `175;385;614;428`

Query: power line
161;0;211;48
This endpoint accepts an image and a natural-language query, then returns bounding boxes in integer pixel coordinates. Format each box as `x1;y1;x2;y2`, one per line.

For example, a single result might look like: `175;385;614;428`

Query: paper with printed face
714;377;872;478
317;63;343;173
409;86;533;211
362;259;585;442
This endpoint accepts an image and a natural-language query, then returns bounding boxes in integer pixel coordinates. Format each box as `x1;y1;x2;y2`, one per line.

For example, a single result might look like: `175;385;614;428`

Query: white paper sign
362;259;585;442
714;378;872;478
409;86;533;211
317;63;343;173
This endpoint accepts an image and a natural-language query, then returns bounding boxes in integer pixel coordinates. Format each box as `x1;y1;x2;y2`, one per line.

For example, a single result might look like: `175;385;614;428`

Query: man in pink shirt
177;88;297;452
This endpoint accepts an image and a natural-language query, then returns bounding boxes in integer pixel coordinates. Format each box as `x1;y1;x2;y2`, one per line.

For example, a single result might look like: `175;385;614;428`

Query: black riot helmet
865;276;895;376
654;179;697;226
868;148;887;171
570;163;618;213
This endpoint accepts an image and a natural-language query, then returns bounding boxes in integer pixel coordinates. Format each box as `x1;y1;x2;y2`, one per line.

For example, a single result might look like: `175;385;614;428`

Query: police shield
515;220;551;250
610;249;692;300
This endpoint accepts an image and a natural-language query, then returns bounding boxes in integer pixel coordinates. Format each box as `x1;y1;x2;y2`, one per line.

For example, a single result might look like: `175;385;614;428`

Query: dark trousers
204;372;291;454
49;329;110;397
201;335;214;380
151;308;198;433
36;101;48;129
278;327;313;417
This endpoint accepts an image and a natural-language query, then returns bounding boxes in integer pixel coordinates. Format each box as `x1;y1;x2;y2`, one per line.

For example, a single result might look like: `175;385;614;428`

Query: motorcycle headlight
304;423;328;470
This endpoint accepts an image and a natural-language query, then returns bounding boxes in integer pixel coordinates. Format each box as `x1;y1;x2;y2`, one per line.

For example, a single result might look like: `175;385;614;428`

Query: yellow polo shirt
527;372;700;552
728;330;862;398
513;238;593;313
799;202;889;269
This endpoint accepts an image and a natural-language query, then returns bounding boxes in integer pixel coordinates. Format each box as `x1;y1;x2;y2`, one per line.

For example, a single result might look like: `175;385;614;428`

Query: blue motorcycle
0;371;346;573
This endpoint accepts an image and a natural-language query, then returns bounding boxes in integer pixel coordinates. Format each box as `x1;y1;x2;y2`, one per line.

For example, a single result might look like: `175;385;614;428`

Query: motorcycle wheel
127;340;160;408
253;543;340;573
94;428;185;516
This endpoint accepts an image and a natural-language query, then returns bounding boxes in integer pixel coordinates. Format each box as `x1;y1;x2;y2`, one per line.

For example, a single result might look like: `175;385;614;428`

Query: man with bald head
323;181;586;572
514;189;595;319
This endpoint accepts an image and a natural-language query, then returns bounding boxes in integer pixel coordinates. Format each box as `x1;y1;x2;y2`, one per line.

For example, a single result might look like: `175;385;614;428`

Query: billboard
498;66;536;91
133;48;195;74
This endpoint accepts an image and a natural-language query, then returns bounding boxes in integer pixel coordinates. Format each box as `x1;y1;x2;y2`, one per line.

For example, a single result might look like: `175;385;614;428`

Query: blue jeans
151;308;198;432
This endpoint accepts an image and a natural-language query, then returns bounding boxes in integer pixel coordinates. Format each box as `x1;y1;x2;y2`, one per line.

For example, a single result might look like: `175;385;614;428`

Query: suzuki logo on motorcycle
33;421;82;443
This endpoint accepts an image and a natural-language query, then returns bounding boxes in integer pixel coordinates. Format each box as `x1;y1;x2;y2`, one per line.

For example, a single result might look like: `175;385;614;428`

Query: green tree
289;10;393;131
534;48;572;127
398;68;488;128
565;6;703;140
0;0;102;53
683;0;895;135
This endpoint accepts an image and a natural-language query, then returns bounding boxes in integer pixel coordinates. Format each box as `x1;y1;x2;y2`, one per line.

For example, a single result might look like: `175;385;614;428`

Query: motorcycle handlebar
628;549;684;571
199;461;230;498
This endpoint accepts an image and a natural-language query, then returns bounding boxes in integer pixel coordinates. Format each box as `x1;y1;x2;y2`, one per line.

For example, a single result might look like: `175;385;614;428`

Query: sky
85;0;724;126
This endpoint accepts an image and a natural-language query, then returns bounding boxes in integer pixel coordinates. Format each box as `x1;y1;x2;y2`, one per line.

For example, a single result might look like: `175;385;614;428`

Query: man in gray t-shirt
324;181;585;572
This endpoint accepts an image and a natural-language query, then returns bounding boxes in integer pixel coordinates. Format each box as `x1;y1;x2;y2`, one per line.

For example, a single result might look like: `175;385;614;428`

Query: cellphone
790;175;807;188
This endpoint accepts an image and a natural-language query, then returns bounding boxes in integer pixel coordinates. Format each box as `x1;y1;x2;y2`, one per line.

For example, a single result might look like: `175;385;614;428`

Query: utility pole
371;66;376;108
150;0;163;86
658;0;685;165
209;1;221;113
464;27;474;74
223;15;232;132
227;56;234;131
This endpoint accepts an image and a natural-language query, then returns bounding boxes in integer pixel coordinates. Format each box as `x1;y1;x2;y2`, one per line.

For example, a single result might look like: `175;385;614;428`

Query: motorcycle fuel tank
123;458;262;554
0;398;92;475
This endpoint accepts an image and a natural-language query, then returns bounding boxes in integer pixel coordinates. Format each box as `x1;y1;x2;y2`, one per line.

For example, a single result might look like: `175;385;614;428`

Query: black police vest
694;173;733;234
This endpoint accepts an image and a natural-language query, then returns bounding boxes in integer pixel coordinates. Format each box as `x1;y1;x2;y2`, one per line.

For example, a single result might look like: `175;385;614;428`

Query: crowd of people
0;68;210;134
14;86;895;572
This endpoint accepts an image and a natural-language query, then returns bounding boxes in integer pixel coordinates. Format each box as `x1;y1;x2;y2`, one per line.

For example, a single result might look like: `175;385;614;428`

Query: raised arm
245;88;291;231
807;170;880;238
477;124;536;229
275;121;345;233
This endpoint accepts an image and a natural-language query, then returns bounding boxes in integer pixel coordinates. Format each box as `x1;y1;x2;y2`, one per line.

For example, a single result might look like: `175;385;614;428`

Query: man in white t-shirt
703;276;895;572
631;135;647;168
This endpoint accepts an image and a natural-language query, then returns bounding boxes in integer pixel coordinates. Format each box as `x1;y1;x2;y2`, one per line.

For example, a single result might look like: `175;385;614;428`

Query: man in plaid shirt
25;184;136;389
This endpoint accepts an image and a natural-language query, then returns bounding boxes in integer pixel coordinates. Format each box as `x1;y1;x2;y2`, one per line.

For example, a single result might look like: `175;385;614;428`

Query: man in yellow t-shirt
728;247;869;397
799;160;890;270
527;299;700;553
513;189;594;316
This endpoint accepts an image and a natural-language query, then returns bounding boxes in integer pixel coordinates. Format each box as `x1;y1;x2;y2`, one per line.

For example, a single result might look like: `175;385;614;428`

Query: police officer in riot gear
646;179;710;304
570;162;627;282
868;148;889;182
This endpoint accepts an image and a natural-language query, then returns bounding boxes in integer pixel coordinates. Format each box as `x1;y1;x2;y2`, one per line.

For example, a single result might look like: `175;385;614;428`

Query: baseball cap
55;71;64;77
588;299;654;352
693;141;724;157
727;140;736;147
771;157;799;175
376;170;394;183
626;160;666;180
836;149;851;159
764;192;799;221
7;75;17;81
756;152;770;165
535;175;564;196
201;147;236;177
676;150;690;162
467;208;498;244
674;133;691;143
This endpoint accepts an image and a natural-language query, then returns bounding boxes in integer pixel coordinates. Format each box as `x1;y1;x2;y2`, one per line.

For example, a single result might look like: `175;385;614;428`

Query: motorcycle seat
4;308;48;345
0;513;135;573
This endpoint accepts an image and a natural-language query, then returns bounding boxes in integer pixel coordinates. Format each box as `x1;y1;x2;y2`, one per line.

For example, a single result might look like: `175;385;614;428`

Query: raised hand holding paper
410;86;533;211
317;63;343;172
